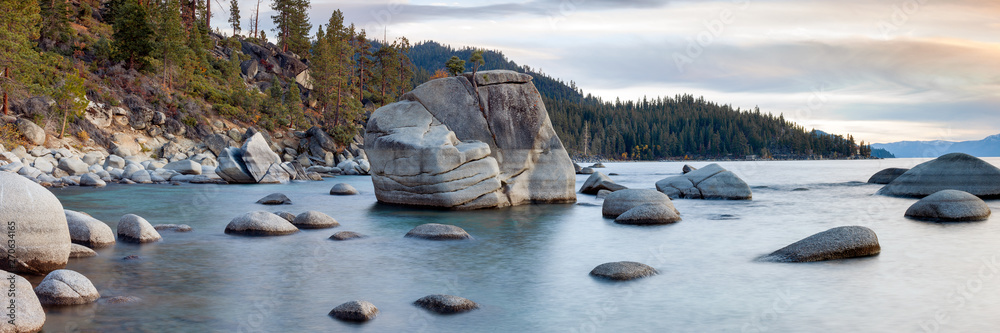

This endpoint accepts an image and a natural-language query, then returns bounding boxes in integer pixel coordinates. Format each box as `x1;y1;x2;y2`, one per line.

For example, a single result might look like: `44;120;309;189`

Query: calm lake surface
43;158;1000;332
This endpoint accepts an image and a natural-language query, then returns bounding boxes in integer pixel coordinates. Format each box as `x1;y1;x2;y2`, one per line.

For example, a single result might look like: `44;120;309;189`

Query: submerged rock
655;163;751;200
256;193;291;205
117;214;162;244
34;269;100;305
760;226;880;262
602;189;679;219
0;271;45;332
225;211;299;236
589;261;658;281
153;224;193;232
329;231;366;241
65;210;116;248
904;190;991;222
292;211;340;229
69;244;97;258
405;223;471;240
878;153;1000;198
414;295;480;314
867;168;909;184
0;173;72;275
272;211;295;222
329;300;379;322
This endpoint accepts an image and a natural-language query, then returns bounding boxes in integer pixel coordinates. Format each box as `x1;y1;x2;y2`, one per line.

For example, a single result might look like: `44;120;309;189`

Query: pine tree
155;0;187;88
39;0;72;46
112;0;155;69
271;0;311;55
445;56;465;76
229;0;241;36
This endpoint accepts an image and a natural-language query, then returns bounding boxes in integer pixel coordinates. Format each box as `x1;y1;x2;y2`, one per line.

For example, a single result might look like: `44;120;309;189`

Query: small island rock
589;261;658;281
292;211;340;229
256;193;291;205
760;226;881;262
329;300;379;322
904;190;991;222
117;214;162;243
414;295;480;314
225;211;299;236
405;223;471;240
34;269;100;305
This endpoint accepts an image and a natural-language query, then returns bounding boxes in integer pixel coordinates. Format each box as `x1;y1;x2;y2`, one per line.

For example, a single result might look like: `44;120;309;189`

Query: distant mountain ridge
872;134;1000;158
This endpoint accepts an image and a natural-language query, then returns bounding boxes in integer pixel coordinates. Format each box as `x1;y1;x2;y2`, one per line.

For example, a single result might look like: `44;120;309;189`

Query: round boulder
256;193;291;205
760;226;881;262
272;211;295;222
117;214;162;244
589;261;658;281
414;295;480;314
602;189;678;218
225;211;299;236
329;183;359;195
65;210;116;248
405;223;471;240
329;300;379;322
867;167;909;184
614;203;681;225
80;173;107;187
292;211;340;229
0;271;45;332
0;173;72;274
69;244;97;258
878;153;1000;198
330;231;366;241
34;269;100;305
904;190;991;222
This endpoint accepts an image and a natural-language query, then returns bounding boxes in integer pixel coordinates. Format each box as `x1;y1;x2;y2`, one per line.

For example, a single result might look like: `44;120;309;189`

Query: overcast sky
214;0;1000;143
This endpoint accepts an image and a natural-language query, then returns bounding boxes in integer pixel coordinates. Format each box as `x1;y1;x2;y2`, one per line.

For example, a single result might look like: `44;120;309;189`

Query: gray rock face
682;164;697;174
0;173;72;275
82;152;105;166
65;210;116;248
414;295;480;314
329;183;359;195
204;133;234;156
590;261;658;281
904;190;991;222
602;189;679;218
34;269;100;305
256;193;291;205
241;133;282;182
58;157;90;176
0;271;45;332
69;244;97;258
225;211;299;236
16;118;46;145
655;163;751;200
117;214;162;244
615;203;681;225
130;170;152;183
292;211;339;229
329;231;366;241
405;223;471;240
879;153;1000;198
760;226;881;262
163;160;202;175
329;300;379;322
257;163;291;184
580;172;627;195
867;168;909;184
32;158;54;174
80;173;107;187
366;70;576;210
215;147;256;184
104;155;126;169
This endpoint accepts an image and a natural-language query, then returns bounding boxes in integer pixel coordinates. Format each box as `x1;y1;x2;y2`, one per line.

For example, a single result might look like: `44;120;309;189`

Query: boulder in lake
33;269;100;305
329;300;379;322
579;167;595;175
65;210;116;248
215;147;256;184
682;164;697;174
602;189;679;218
0;271;45;332
414;295;480;314
365;70;576;210
0;173;72;275
878;153;1000;198
292;211;339;229
904;190;991;222
589;261;658;281
256;193;291;205
405;223;471;240
655;163;751;200
579;172;627;195
153;224;193;232
225;211;299;236
80;173;107;187
329;183;359;195
329;231;366;241
760;226;880;262
615;203;681;225
241;133;282;182
867;168;908;184
117;214;162;244
69;244;97;258
272;211;295;222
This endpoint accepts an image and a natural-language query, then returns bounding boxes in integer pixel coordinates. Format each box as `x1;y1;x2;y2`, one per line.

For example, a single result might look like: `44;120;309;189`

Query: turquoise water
42;158;1000;332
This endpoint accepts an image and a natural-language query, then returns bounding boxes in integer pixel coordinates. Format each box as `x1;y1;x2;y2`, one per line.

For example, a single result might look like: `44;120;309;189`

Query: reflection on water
41;158;1000;332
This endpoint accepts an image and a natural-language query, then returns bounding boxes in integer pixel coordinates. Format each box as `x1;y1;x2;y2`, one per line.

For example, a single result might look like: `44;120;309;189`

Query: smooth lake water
41;158;1000;332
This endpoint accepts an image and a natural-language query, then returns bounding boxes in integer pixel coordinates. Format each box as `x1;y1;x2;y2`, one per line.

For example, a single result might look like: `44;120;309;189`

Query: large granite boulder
867;168;909;184
241;132;282;182
580;172;627;195
33;269;100;305
602;189;679;218
0;271;45;332
69;244;97;258
614;203;681;225
414;295;479;314
163;160;202;175
224;211;299;236
329;183;359;195
655;163;751;200
760;226;881;262
79;173;107;187
58;157;90;176
291;211;339;229
904;190;991;222
878;153;1000;198
589;261;658;281
0;173;72;275
65;210;116;248
16;118;46;146
215;147;256;184
117;214;162;244
365;70;576;209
